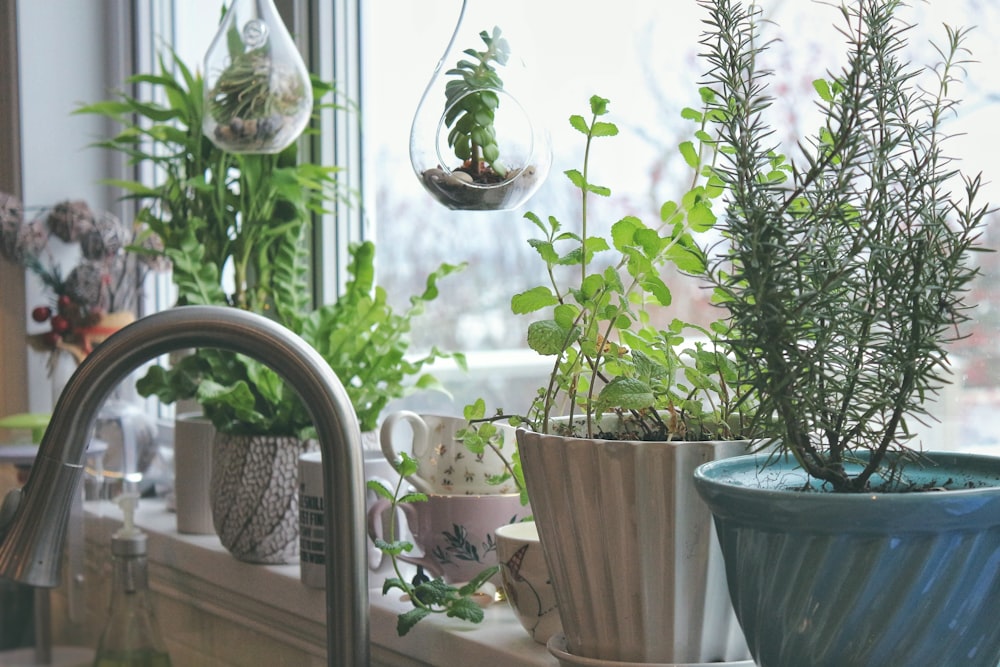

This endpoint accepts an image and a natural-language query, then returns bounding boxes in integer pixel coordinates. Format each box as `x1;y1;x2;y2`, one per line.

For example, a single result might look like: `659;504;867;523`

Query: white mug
379;411;516;495
298;447;405;589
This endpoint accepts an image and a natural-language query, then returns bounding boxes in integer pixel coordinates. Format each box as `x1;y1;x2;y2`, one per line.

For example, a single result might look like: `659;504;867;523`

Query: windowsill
81;499;557;667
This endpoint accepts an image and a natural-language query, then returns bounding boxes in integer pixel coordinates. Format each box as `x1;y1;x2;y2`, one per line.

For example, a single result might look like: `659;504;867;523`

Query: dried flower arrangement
0;193;166;365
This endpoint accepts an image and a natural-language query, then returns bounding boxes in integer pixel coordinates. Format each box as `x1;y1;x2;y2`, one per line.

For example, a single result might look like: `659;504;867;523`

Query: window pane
367;0;1000;452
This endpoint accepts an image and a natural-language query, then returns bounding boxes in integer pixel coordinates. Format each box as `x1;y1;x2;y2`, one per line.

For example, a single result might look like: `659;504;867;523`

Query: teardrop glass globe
202;0;312;154
409;0;552;211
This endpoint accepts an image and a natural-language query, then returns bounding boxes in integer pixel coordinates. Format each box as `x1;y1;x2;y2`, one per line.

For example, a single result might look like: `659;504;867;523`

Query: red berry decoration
41;331;61;348
57;294;73;312
31;306;51;323
50;314;70;335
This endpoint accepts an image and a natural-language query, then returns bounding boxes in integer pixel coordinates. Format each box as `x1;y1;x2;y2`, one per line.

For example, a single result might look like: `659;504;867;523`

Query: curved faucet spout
0;306;369;666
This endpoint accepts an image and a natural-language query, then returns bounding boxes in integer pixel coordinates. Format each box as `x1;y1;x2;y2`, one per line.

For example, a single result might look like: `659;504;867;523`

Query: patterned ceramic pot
210;432;317;564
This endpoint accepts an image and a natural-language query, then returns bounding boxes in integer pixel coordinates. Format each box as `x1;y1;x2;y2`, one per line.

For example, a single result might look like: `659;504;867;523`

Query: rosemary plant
700;0;989;491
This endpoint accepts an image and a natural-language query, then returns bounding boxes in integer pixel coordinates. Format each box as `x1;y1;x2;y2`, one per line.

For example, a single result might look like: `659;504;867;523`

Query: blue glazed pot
693;452;1000;667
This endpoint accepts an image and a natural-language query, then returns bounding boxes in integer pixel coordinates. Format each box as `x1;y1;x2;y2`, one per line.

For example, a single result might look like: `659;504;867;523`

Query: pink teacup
368;492;529;584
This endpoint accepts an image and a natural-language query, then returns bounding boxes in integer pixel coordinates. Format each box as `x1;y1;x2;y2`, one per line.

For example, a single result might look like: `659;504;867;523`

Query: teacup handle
379;411;434;494
366;499;443;579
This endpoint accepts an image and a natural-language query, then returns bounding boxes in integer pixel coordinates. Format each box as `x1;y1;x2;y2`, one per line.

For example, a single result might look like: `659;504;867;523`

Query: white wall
17;1;119;412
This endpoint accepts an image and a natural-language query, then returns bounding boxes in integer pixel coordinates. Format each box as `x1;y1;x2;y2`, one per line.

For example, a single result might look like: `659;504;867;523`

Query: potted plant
469;94;761;665
78;50;464;563
411;23;551;211
691;1;1000;665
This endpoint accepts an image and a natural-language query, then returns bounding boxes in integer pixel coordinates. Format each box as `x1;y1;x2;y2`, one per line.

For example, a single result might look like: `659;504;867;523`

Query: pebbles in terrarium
421;163;541;211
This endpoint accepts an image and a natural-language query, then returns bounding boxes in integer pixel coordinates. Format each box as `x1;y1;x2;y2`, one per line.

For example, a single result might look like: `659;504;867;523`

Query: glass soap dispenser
92;495;172;667
202;0;313;153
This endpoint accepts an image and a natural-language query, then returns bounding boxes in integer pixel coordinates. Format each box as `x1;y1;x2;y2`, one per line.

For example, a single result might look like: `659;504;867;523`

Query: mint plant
471;94;757;447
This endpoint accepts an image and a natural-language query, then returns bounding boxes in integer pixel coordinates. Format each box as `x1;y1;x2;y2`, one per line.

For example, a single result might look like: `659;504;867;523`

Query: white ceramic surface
368;492;530;583
299;434;405;589
495;520;561;645
173;413;215;535
379;411;516;495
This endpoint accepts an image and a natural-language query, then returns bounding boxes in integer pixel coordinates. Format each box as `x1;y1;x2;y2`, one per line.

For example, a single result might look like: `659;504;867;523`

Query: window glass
367;1;1000;450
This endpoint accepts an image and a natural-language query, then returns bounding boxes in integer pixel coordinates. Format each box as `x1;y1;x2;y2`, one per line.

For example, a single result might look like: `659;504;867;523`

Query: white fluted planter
517;425;752;664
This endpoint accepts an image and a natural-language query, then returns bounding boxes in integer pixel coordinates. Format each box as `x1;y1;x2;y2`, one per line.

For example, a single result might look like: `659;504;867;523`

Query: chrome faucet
0;306;369;666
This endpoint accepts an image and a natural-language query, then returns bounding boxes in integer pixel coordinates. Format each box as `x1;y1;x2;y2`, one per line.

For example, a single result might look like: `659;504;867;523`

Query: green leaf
511;286;559;314
463;398;487;421
679;141;699;169
590;121;619;137
527;320;578;355
681;107;703;122
687;201;717;232
813;78;833;102
565;168;585;189
397;607;431;636
597;377;655;411
366;480;394;501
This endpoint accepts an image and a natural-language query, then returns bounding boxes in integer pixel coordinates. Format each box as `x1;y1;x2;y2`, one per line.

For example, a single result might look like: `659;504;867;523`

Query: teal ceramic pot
693;452;1000;667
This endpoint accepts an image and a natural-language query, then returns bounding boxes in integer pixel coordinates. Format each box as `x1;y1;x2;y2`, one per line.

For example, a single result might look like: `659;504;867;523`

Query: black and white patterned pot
210;432;318;564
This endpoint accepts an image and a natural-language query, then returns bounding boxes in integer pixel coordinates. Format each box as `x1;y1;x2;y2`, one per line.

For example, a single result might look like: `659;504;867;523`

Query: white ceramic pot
173;412;215;535
518;423;751;664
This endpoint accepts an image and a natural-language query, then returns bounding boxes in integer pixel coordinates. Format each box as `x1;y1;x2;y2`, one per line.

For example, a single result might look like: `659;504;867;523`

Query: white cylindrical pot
173;413;216;535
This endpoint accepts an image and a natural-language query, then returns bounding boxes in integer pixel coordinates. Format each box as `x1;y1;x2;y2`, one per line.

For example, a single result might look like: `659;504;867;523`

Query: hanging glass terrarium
203;0;312;154
410;0;551;211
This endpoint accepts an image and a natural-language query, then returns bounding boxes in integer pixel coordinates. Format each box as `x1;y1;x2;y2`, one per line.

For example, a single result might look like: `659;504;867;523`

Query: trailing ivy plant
444;27;510;180
368;453;498;636
699;0;989;492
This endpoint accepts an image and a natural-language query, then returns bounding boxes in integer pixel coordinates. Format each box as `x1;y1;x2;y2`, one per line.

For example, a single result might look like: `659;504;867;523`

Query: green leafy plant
301;241;465;433
137;241;465;438
367;453;498;636
79;51;463;438
472;94;758;447
75;50;337;318
699;0;989;491
444;27;510;181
